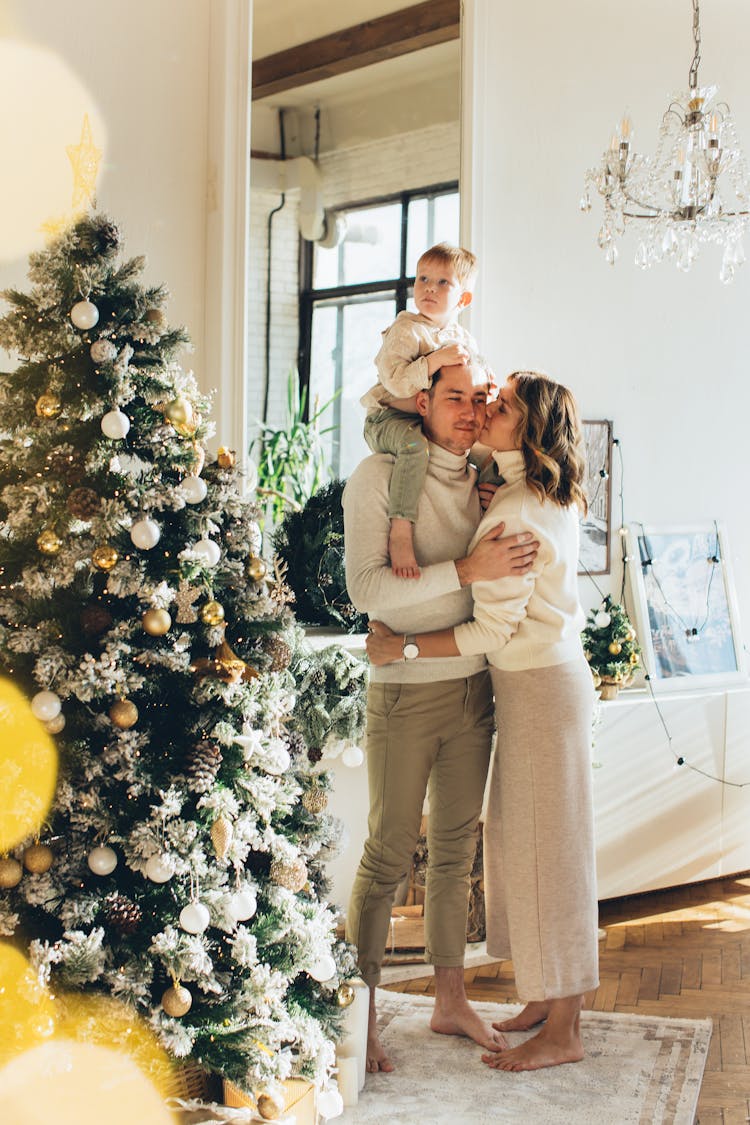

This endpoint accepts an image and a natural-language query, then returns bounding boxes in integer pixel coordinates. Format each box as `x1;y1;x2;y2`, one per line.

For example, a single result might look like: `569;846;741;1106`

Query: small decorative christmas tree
273;480;367;634
0;213;353;1112
581;594;642;698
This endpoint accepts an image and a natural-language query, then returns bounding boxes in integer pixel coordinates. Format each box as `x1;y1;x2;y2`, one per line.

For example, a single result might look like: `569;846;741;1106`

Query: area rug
338;991;711;1125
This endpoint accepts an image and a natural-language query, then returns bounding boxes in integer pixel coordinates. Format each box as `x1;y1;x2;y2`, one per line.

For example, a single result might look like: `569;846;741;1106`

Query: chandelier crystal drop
582;0;749;283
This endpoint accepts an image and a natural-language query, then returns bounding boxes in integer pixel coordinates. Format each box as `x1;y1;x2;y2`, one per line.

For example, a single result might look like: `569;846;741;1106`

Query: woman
366;370;599;1072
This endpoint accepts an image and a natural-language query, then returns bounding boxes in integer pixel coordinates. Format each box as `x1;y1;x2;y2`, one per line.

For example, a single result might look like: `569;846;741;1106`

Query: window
299;183;460;479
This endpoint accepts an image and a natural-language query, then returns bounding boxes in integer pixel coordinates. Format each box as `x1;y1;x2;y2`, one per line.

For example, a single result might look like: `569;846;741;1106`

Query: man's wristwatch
402;634;420;660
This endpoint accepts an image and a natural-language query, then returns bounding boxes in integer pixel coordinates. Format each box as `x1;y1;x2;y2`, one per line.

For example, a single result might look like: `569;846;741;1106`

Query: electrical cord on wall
260;108;287;438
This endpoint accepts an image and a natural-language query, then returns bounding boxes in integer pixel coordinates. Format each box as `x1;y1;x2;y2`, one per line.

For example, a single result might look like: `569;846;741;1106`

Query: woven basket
163;1061;213;1103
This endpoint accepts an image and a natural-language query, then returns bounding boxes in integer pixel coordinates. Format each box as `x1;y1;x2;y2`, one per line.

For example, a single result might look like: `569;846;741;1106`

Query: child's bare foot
389;518;420;578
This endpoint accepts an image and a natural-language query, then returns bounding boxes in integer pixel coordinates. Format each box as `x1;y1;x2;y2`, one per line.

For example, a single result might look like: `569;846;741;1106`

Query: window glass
406;191;460;275
313;203;402;289
310;295;396;476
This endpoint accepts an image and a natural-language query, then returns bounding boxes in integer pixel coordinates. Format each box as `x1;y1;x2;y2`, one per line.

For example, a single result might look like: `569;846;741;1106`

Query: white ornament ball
145;854;175;883
228;889;257;922
101;408;131;440
90;339;117;364
594;611;612;629
318;1086;344;1120
30;690;62;722
265;746;291;776
193;538;221;567
179;901;211;934
130;518;161;550
341;744;364;768
87;845;118;876
70;299;100;330
179;475;208;505
308;953;337;982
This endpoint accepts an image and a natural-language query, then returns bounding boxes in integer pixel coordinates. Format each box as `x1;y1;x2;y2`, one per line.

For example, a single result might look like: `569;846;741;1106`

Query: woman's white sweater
453;451;585;670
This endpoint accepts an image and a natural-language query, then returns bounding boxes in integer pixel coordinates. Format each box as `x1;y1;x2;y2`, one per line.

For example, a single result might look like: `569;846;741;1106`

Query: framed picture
625;522;746;690
578;420;613;576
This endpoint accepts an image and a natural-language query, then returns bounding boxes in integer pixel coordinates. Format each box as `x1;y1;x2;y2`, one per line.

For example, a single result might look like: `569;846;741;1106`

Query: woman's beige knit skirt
485;656;600;1000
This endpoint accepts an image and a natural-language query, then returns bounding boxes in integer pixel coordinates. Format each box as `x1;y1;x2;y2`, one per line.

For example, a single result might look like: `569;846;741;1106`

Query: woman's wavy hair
507;370;588;514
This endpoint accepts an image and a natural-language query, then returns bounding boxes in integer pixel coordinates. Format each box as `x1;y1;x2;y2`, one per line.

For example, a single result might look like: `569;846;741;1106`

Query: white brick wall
246;122;460;444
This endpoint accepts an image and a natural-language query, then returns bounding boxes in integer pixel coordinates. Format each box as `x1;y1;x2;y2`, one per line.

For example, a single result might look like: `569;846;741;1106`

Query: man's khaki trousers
346;671;494;986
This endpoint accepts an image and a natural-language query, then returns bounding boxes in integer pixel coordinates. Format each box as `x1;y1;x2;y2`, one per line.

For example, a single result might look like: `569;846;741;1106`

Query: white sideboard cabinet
592;684;750;899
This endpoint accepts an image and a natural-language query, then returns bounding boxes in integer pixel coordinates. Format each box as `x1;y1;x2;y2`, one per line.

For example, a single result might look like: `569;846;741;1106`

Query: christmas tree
581;594;642;696
0;214;353;1111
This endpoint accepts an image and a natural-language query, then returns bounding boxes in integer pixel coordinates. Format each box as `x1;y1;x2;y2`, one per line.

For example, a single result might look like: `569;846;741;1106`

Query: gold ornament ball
109;699;139;729
145;307;167;330
608;641;622;655
35;393;62;418
142;608;172;636
37;529;62;555
200;600;225;626
45;713;66;735
161;984;193;1018
164;397;196;437
217;446;235;469
256;1090;286;1121
92;544;119;571
247;556;267;582
23;844;53;874
302;787;328;814
626;629;636;642
336;983;355;1008
270;856;308;893
0;857;23;888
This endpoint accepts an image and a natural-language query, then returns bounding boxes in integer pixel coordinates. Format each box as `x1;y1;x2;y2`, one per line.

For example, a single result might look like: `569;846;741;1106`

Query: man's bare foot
389;519;420;578
481;1024;584;1071
366;986;394;1073
431;966;507;1052
366;1027;395;1073
492;1000;550;1032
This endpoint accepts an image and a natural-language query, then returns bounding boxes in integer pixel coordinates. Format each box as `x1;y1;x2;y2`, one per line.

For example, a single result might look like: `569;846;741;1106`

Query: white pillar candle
335;1056;359;1107
336;978;369;1091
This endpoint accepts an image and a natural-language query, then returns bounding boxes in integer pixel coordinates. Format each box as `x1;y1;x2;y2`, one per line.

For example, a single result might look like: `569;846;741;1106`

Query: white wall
464;0;750;636
0;0;211;380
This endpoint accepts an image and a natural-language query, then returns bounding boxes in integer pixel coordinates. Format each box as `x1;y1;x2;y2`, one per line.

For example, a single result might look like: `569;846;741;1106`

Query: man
343;359;539;1072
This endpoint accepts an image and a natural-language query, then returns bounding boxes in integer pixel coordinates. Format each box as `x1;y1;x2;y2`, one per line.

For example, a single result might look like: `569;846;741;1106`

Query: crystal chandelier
581;0;750;283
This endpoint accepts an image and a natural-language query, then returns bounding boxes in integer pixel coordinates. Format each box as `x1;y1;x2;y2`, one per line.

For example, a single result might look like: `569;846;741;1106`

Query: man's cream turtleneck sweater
343;443;487;684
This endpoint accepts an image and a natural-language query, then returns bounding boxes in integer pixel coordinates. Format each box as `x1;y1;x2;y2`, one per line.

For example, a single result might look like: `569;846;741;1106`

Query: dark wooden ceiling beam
252;0;460;101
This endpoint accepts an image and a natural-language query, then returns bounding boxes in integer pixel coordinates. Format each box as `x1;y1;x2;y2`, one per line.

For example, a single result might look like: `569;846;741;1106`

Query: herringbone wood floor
384;873;750;1124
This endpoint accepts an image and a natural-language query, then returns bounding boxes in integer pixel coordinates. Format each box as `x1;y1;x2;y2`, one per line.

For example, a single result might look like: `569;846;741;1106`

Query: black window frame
297;181;460;441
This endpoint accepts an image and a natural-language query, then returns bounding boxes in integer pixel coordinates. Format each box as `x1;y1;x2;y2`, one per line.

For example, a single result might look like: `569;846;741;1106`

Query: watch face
403;642;419;660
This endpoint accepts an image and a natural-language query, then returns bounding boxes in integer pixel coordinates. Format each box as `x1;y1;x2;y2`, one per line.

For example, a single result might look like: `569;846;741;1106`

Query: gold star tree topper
41;114;103;240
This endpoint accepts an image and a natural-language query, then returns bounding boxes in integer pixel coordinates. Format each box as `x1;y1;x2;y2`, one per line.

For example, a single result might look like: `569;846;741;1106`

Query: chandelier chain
689;0;701;90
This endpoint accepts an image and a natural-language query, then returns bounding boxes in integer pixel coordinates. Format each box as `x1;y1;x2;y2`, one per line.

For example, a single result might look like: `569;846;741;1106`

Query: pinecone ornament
74;216;121;258
283;730;307;761
186;740;223;793
67;487;102;519
307;747;323;765
105;894;142;934
262;633;292;672
210;816;233;859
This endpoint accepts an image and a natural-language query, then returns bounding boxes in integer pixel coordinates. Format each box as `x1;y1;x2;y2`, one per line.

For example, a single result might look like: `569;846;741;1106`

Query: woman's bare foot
492;1000;550;1032
482;994;584;1071
389;519;420;578
431;965;507;1052
481;1024;583;1071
